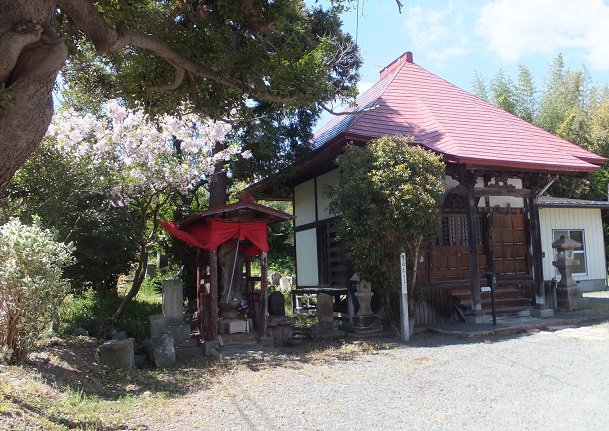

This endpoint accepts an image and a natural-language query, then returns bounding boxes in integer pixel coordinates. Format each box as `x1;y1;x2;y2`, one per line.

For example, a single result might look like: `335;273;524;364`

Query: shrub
0;218;73;363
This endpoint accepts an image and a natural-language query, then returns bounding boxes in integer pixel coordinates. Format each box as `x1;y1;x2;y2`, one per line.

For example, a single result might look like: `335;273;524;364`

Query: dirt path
124;322;609;431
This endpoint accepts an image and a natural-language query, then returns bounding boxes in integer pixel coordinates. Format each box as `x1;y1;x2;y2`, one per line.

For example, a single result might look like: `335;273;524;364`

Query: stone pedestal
267;315;294;345
556;287;589;311
219;318;253;334
351;315;383;335
354;292;373;316
162;279;184;325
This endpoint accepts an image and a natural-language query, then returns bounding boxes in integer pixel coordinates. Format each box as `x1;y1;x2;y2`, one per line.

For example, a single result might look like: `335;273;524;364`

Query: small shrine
160;193;293;348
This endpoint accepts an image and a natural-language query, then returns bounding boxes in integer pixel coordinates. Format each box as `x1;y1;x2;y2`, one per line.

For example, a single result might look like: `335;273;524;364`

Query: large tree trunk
0;0;66;193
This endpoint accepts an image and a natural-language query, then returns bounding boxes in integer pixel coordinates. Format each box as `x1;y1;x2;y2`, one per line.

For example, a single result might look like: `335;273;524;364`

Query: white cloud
476;0;609;70
357;81;375;95
404;3;472;64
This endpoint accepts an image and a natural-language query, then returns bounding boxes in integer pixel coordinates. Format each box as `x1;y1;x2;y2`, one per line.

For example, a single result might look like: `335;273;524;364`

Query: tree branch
145;61;185;99
320;103;379;116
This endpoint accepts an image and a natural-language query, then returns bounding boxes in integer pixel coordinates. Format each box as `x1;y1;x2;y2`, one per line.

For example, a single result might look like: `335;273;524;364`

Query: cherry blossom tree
46;100;242;318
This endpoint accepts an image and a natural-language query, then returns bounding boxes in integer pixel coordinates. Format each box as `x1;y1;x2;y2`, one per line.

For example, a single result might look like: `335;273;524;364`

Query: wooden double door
426;212;529;282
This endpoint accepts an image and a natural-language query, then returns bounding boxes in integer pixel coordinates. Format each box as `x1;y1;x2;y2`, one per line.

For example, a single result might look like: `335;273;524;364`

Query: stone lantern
350;274;383;335
552;235;588;311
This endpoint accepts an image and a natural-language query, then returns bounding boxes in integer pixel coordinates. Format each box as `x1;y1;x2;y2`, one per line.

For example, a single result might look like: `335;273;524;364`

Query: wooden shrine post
260;251;269;337
463;173;483;321
208;248;219;341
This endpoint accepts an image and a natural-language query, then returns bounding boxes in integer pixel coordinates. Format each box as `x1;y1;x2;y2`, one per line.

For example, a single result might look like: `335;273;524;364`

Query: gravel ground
127;320;609;431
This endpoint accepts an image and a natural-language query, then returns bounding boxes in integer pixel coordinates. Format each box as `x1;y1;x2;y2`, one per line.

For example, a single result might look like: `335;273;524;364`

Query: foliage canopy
326;135;445;320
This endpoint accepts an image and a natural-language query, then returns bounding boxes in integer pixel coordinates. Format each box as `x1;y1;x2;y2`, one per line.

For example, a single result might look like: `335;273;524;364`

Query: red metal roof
313;52;607;174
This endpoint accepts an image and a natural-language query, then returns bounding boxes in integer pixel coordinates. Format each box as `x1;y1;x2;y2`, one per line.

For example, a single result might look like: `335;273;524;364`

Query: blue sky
313;0;609;129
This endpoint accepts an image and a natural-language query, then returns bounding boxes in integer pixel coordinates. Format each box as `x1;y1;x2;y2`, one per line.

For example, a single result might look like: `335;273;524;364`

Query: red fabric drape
160;220;269;256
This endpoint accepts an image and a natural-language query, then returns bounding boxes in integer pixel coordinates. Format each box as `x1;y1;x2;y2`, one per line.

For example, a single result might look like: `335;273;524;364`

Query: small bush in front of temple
0;217;73;363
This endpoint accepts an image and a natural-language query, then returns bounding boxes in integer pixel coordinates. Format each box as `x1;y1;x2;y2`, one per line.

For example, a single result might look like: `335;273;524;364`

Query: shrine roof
179;193;293;229
312;51;607;174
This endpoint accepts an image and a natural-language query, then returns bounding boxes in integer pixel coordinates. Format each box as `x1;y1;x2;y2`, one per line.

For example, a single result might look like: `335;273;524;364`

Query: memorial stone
316;293;334;323
162;279;184;325
268;291;286;316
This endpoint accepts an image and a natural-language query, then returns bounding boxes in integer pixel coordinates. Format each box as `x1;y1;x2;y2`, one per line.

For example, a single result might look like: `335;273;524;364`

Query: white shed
538;196;609;292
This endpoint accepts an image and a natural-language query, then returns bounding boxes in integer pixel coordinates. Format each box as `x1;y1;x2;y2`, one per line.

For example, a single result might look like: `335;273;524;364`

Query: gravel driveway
128;321;609;431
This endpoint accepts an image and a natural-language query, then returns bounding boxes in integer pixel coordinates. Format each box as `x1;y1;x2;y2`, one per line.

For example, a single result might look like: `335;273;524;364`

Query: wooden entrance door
431;214;486;281
490;213;529;276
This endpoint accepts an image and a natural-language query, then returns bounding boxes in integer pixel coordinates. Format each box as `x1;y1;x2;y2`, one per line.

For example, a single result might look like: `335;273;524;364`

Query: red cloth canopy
160;219;269;256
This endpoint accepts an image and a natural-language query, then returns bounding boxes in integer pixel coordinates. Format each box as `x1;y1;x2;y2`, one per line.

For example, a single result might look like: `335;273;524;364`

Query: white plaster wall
294;180;316;227
295;229;319;286
539;207;607;289
316;169;340;220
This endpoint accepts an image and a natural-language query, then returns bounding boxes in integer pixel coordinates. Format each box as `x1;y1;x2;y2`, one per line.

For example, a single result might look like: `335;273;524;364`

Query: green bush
0;217;73;363
60;288;162;342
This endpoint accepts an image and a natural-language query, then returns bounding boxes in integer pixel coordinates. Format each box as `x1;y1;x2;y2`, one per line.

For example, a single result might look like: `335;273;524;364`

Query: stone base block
531;308;555;318
352;315;380;328
166;323;191;341
99;338;135;369
465;314;491;324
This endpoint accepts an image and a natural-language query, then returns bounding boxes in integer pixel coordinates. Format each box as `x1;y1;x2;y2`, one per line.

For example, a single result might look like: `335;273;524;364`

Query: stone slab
317;293;334;323
149;314;166;337
150;333;176;367
162;279;184;326
98;338;135;369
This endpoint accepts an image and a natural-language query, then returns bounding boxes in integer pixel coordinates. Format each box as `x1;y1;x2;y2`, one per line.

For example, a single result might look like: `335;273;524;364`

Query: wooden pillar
526;194;547;308
208;247;219;341
463;173;482;315
196;248;205;338
260;252;268;338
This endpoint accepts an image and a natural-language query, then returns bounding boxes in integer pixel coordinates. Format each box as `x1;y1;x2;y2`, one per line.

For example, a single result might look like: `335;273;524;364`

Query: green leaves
0;217;74;363
326;136;445;319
